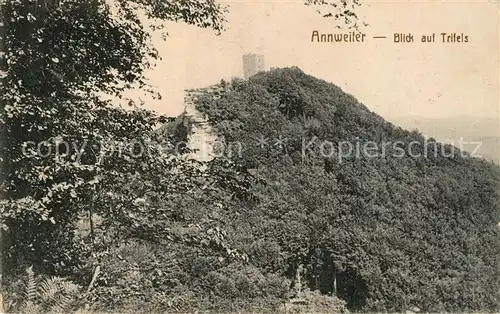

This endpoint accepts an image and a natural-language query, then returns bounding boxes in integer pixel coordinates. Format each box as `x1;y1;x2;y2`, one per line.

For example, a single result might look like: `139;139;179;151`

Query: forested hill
193;67;500;312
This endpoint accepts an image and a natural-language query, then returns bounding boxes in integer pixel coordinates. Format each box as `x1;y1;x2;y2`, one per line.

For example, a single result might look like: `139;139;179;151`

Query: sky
129;0;499;124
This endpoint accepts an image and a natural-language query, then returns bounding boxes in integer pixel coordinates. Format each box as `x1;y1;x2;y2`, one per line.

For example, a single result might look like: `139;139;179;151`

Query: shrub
282;289;349;314
2;267;83;314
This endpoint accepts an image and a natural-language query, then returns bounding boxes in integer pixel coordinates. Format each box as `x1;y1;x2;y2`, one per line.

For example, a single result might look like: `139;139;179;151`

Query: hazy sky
130;0;499;122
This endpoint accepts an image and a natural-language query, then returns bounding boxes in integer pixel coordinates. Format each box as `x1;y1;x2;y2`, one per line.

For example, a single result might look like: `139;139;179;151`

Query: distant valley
389;115;499;164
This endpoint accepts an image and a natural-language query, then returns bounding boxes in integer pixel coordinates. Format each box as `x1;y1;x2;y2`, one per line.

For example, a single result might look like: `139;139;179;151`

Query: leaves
304;0;364;30
0;0;229;273
9;267;82;314
194;67;500;312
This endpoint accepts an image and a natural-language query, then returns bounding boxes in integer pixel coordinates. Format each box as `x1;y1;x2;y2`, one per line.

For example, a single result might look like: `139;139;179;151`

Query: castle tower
242;53;265;79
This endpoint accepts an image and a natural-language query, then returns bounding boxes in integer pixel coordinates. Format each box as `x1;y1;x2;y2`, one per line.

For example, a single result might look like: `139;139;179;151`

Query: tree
193;67;500;312
0;0;367;274
0;0;228;274
305;0;364;29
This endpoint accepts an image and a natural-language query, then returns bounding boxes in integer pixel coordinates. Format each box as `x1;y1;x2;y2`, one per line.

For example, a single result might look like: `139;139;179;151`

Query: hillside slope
193;67;500;312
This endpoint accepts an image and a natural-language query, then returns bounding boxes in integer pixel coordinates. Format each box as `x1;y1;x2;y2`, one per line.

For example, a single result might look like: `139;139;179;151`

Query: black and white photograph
0;0;499;313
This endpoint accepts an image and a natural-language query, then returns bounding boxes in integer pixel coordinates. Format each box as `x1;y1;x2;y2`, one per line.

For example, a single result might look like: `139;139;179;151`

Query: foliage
283;289;349;313
305;0;364;29
5;0;482;312
154;113;194;154
194;67;500;313
0;0;228;274
78;238;288;313
0;0;364;275
2;267;83;313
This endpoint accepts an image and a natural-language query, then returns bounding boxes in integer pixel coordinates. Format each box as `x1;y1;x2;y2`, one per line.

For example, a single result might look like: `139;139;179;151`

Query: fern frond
58;280;79;294
39;277;61;303
39;277;80;313
50;293;73;313
11;267;82;314
19;266;38;309
26;266;37;302
21;300;40;314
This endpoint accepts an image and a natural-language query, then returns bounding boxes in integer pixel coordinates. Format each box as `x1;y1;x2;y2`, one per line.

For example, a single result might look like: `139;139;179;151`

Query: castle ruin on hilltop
242;53;265;79
182;53;267;161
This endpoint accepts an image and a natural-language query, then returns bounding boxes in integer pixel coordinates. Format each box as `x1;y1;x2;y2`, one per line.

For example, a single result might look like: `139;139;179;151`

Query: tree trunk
0;0;7;279
333;265;337;296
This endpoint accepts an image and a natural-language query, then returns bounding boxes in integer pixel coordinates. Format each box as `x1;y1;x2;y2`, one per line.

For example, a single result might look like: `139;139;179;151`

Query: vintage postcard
0;0;499;313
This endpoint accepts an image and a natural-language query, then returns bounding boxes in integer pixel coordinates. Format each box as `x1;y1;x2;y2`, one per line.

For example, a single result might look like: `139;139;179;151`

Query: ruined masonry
183;86;223;162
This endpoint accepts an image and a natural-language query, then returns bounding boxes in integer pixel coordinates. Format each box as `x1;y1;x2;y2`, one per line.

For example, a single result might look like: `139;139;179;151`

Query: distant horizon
385;113;499;120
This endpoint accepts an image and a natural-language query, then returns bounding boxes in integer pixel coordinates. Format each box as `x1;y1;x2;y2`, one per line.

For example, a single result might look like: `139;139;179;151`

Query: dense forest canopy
193;67;500;312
